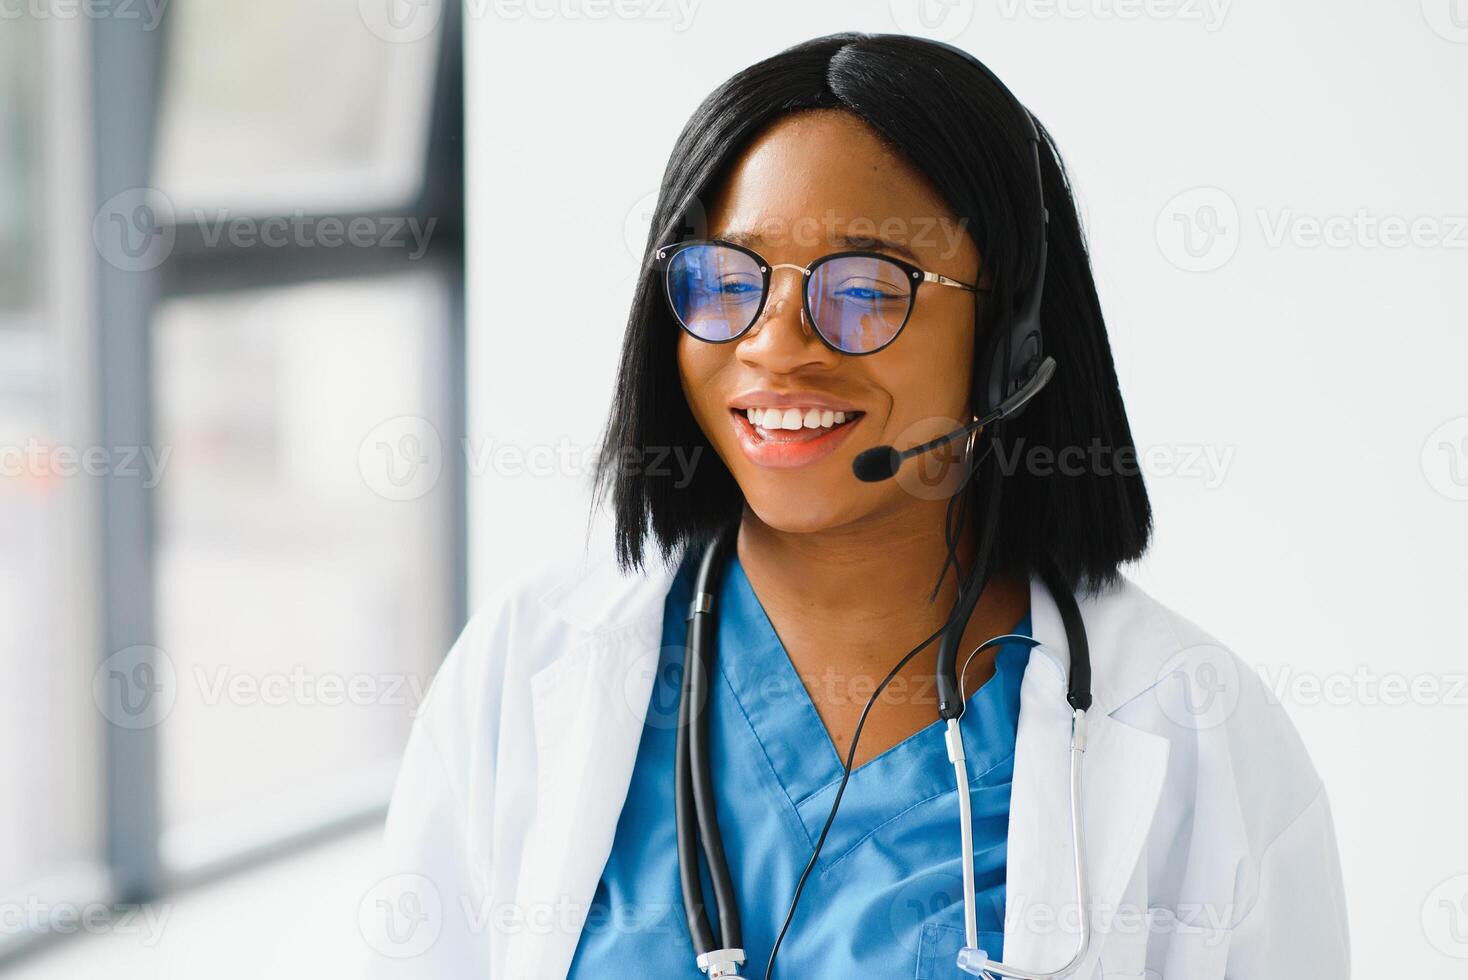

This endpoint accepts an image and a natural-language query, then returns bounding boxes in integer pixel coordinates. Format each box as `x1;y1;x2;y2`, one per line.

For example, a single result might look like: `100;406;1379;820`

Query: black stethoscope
676;527;1094;980
673;369;1095;980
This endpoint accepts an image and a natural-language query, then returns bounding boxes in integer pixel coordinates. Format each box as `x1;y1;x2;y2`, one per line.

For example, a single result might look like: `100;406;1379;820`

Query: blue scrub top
567;550;1032;979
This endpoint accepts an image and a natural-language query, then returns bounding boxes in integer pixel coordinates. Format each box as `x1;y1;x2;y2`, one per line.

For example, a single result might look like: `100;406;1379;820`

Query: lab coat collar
502;550;677;979
509;549;1170;978
534;543;681;637
1003;572;1171;973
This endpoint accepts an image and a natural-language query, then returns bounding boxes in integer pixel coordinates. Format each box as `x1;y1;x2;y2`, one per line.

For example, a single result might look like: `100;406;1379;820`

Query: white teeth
741;406;859;431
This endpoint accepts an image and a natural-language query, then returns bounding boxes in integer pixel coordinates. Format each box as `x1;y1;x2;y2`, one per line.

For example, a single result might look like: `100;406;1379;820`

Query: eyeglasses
653;239;985;356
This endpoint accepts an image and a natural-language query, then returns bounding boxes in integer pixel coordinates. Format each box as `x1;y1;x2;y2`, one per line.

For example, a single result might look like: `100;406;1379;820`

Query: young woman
365;33;1349;980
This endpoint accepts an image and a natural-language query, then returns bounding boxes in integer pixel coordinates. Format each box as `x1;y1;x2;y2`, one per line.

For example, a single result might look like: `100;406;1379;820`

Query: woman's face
677;109;985;534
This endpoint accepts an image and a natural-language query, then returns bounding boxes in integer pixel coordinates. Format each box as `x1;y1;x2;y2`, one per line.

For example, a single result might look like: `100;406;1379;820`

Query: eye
714;277;761;295
831;278;906;302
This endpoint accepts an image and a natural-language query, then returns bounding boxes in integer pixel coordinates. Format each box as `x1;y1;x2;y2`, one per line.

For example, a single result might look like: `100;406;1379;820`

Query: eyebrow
717;230;922;265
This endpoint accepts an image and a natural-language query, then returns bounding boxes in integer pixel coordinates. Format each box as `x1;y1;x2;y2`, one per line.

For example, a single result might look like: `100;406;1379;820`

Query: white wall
467;3;1468;974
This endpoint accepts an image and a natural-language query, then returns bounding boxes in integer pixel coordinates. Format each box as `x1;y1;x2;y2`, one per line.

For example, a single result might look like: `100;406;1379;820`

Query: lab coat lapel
501;554;675;980
499;552;1172;978
1002;574;1171;974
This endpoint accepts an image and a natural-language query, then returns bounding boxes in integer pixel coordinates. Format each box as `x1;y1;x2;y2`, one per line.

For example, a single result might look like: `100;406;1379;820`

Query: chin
740;483;861;536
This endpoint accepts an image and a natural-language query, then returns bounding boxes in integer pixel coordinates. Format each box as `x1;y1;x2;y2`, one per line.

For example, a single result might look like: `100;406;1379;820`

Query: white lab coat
361;542;1350;979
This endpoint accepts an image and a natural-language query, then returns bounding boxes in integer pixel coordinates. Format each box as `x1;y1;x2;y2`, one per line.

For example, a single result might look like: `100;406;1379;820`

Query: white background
467;1;1468;974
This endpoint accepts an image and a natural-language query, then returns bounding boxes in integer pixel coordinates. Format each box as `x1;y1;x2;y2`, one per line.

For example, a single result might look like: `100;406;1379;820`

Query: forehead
705;109;968;260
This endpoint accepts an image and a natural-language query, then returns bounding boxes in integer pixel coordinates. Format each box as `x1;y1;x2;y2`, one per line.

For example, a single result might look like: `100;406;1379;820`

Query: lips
728;407;864;469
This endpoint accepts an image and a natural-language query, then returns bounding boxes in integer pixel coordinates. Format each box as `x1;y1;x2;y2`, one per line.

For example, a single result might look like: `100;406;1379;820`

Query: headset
674;40;1094;980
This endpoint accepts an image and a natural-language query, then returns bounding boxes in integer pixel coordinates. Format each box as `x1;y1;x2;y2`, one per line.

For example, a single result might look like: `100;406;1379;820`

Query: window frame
0;3;466;966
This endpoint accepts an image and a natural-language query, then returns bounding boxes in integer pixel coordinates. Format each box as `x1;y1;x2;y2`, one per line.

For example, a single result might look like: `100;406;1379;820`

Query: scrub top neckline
712;550;1031;870
566;551;1021;978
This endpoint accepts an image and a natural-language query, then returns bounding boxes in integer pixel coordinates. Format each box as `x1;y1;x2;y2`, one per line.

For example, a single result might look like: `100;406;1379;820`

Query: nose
736;269;836;373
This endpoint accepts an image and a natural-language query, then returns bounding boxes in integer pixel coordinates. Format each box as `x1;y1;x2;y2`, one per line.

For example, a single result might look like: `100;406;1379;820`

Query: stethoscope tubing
951;707;1091;979
676;527;743;959
677;528;1094;979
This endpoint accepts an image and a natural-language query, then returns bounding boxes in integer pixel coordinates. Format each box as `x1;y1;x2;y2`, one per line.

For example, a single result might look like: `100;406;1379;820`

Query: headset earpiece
975;135;1050;422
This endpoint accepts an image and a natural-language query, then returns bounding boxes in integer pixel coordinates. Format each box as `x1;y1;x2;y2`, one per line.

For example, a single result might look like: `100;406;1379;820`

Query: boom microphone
850;356;1056;483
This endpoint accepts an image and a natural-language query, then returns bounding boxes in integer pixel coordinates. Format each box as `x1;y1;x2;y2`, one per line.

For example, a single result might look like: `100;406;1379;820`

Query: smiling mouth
733;406;865;442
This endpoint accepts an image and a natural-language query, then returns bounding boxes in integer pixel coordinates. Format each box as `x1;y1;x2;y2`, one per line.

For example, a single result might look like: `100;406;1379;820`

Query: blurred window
0;15;105;909
152;275;456;863
154;0;440;214
0;15;42;311
0;0;461;961
143;0;460;877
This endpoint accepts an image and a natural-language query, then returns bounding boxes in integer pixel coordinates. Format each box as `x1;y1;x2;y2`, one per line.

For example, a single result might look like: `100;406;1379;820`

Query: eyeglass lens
665;243;915;354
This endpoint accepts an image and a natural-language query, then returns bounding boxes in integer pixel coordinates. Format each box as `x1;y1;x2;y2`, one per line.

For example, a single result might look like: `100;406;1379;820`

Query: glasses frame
653;238;988;356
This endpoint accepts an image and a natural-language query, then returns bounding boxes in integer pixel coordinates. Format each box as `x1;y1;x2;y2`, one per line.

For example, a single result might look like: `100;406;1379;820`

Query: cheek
676;335;725;429
879;312;976;428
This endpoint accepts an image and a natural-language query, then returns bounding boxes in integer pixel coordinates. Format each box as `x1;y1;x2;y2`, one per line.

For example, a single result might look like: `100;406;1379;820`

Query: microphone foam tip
852;445;901;482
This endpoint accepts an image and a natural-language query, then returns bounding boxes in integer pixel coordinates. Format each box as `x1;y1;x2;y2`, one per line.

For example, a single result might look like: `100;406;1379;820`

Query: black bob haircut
592;31;1151;594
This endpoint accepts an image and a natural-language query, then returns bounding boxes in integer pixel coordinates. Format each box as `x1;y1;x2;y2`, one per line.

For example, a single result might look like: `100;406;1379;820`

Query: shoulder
1083;574;1333;892
1067;576;1348;960
1080;573;1302;747
411;534;681;754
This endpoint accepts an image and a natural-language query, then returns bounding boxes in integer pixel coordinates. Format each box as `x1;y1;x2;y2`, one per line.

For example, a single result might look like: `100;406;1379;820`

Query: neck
735;497;1028;673
737;500;963;613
